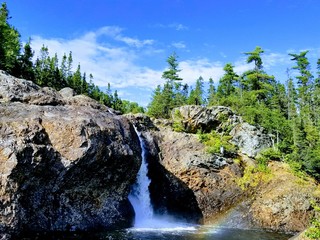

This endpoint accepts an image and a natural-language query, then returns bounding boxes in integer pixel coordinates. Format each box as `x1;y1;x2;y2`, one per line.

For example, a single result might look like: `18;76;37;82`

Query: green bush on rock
198;130;237;155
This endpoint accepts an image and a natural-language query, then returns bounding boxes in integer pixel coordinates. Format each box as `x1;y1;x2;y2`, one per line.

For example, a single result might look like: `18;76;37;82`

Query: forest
148;47;320;181
1;2;320;180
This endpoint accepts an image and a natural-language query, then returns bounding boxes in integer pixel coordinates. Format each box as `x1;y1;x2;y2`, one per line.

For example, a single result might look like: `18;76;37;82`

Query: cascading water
129;126;197;231
124;126;292;239
128;126;154;227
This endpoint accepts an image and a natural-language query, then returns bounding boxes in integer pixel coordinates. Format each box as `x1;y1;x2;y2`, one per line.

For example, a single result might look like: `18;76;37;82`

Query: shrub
198;130;237;155
172;109;185;132
305;201;320;239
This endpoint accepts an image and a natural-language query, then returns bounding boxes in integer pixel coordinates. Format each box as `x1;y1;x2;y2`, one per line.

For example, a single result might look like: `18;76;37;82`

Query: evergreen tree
217;63;238;98
112;90;123;111
34;45;50;86
162;52;183;82
147;85;165;118
289;51;313;114
148;52;184;118
188;76;204;105
0;2;21;74
72;63;82;93
207;78;217;106
242;46;276;103
18;39;34;80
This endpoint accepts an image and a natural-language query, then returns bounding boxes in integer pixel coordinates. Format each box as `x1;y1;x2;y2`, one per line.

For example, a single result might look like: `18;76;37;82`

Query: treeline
0;2;144;114
148;48;320;180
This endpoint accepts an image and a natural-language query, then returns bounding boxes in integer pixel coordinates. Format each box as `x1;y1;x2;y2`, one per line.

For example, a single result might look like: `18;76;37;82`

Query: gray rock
59;87;76;98
0;70;64;106
0;72;141;234
172;105;241;133
149;126;244;220
230;122;273;157
172;105;273;158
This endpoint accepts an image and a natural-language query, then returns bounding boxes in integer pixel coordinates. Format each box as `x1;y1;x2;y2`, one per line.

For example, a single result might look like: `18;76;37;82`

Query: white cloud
155;23;188;31
30;26;163;90
169;23;188;31
115;36;154;48
262;52;291;70
172;41;186;49
179;59;224;85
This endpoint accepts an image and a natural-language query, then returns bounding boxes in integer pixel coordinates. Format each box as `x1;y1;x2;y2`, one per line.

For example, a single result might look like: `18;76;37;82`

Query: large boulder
172;105;240;134
172;105;273;158
0;72;141;235
230;122;273;157
0;70;63;106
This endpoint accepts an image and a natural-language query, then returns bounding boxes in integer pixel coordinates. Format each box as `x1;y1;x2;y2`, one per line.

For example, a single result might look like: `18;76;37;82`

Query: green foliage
0;2;21;74
198;131;237;155
172;109;185;132
162;52;182;82
244;46;264;70
217;63;238;99
257;148;282;161
305;201;320;239
188;76;204;105
148;53;186;118
237;164;273;191
207;77;218;105
121;100;145;114
255;148;281;173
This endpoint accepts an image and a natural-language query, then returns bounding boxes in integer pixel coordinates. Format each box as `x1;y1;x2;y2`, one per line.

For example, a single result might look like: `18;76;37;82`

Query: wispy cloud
154;23;188;31
172;41;186;49
31;26;163;89
179;59;224;85
262;52;291;70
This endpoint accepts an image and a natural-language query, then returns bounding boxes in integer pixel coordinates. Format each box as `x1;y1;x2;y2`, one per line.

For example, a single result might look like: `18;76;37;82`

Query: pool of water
18;225;293;240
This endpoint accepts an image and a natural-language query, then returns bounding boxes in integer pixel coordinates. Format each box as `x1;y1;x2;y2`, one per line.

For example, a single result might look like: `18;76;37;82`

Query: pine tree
188;76;204;105
0;2;21;74
289;51;313;115
207;78;217;106
217;63;238;98
34;45;50;86
242;46;276;103
162;52;183;82
18;39;34;80
148;52;184;118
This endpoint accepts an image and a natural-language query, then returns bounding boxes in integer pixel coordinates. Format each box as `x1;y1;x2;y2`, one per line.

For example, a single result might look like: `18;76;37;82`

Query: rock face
0;71;141;235
150;127;244;221
172;105;273;157
172;105;240;134
140;106;318;233
249;162;318;232
230;122;273;157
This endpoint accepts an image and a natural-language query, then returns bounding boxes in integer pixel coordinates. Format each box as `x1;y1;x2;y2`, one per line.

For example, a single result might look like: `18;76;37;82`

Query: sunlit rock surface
0;71;141;234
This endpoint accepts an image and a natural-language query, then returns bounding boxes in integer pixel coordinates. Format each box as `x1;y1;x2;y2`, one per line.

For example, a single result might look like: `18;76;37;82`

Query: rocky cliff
0;71;318;239
133;106;319;234
0;71;141;236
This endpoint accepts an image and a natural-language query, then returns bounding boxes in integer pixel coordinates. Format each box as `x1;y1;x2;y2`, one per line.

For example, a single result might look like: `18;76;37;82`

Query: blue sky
6;0;320;106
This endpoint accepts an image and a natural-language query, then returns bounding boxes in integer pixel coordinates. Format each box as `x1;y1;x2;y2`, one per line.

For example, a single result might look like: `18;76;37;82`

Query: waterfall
129;125;195;230
129;126;153;227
